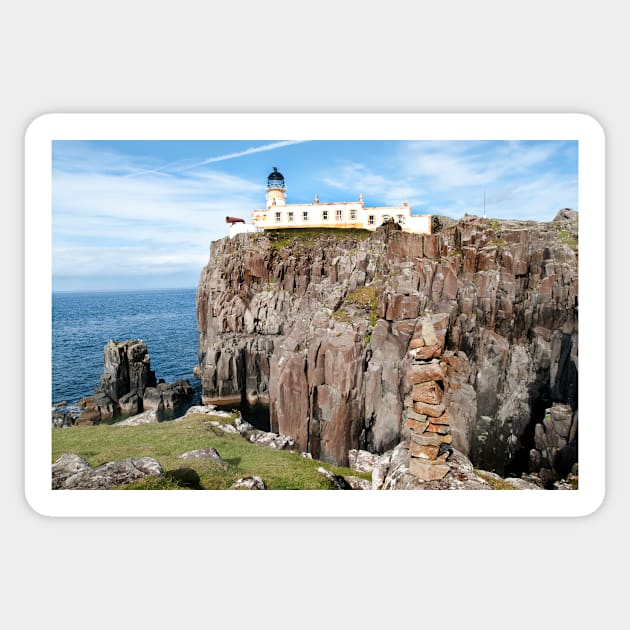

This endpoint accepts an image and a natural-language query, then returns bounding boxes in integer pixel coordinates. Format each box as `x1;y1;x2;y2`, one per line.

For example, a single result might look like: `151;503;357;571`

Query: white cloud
322;162;425;207
402;141;561;189
53;144;268;287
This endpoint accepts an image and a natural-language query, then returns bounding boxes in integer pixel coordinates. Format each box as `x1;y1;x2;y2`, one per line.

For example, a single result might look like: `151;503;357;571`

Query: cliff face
196;215;578;479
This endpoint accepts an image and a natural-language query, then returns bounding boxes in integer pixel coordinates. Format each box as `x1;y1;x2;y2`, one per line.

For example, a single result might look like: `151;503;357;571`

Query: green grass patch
345;285;378;327
474;470;519;490
52;413;370;490
347;285;377;310
488;236;507;247
332;308;353;323
266;227;371;250
558;229;578;252
487;218;502;232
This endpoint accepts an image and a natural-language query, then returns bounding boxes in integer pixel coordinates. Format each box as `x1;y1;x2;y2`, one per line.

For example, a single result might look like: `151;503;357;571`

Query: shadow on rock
166;468;202;489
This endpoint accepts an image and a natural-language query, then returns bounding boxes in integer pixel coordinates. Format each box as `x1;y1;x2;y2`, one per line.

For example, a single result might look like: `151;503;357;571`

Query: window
397;215;404;224
383;215;390;223
303;211;309;221
288;212;294;222
368;215;375;225
275;212;281;223
336;209;343;221
350;209;357;220
322;210;328;221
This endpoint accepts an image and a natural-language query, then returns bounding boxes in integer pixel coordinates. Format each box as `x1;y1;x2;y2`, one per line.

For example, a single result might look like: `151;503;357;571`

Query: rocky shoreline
53;403;573;490
52;339;193;427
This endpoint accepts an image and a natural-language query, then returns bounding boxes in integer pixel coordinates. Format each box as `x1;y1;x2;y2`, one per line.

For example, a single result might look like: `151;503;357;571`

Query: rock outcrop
52;453;163;489
73;340;193;425
196;214;578;481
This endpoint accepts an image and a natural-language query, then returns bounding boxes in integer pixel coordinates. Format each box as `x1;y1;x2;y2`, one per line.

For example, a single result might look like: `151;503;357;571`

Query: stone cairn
404;313;453;482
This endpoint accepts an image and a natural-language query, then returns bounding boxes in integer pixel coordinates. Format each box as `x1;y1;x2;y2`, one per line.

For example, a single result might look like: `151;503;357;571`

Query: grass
488;236;508;247
487;218;502;232
332;308;353;323
52;413;370;490
558;229;578;252
266;227;371;250
345;285;378;326
474;470;519;490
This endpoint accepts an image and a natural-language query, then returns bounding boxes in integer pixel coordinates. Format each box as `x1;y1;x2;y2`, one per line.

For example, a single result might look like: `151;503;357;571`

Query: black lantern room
267;166;285;189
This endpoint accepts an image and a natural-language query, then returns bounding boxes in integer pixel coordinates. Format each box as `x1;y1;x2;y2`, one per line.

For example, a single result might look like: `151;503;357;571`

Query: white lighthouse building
251;167;432;234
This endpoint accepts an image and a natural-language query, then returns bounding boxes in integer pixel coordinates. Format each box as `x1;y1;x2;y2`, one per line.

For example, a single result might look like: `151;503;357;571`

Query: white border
25;113;605;517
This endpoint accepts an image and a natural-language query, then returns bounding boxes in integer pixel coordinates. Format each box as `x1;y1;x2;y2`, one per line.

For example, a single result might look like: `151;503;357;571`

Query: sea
52;287;271;429
52;288;202;409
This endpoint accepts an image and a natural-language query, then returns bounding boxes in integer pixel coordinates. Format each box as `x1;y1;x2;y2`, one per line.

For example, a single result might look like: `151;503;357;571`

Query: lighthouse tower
265;167;287;209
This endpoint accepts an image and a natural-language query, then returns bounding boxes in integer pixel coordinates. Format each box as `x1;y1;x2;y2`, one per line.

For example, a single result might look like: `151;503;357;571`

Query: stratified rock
196;216;578;476
73;340;192;425
95;340;156;402
52;454;163;489
530;403;577;482
230;476;266;490
178;448;222;460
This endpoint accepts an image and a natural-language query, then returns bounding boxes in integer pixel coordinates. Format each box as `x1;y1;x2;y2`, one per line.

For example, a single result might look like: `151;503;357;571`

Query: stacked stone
404;314;453;482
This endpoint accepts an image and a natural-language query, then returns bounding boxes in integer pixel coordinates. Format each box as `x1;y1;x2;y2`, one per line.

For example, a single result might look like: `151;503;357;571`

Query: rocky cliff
195;212;578;483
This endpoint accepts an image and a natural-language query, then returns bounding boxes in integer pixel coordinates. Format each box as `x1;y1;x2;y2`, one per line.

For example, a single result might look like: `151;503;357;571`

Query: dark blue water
52;288;201;406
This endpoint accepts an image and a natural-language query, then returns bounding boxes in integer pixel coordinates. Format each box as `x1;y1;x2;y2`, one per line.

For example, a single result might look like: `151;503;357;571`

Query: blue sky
52;139;578;291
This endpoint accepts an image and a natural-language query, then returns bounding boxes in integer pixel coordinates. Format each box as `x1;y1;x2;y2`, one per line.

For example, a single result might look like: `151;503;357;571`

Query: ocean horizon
52;287;202;407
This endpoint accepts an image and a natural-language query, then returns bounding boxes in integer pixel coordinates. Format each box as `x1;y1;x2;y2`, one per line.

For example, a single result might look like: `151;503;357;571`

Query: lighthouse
265;167;287;209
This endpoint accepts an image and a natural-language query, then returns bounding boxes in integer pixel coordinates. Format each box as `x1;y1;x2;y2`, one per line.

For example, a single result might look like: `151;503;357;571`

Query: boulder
178;448;222;460
248;430;296;450
230;476;266;490
114;409;161;426
52;454;163;489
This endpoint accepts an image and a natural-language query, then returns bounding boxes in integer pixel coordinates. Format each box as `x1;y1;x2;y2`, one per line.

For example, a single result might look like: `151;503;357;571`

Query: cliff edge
195;214;578;483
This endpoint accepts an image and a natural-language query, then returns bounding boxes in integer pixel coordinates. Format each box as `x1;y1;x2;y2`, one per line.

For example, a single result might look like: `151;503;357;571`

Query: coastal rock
95;340;157;402
52;454;163;489
142;387;164;412
529;403;578;483
119;391;141;415
196;216;578;477
67;340;193;425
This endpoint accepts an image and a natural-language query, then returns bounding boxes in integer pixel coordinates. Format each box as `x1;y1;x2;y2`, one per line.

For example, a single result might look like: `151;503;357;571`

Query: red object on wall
225;216;246;224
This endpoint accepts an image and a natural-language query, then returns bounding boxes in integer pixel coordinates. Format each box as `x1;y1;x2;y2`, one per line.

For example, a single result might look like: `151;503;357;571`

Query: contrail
126;140;308;177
